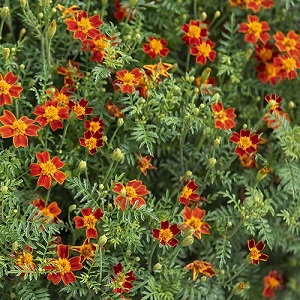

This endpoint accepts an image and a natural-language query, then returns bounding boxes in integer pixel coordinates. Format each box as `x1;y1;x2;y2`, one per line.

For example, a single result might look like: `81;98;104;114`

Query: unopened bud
242;124;247;129
201;12;207;21
68;204;77;212
288;101;295;109
47;21;56;39
117;118;124;127
2;48;10;60
255;166;272;185
98;235;108;247
153;263;162;272
200;103;205;109
19;28;26;40
245;48;253;61
99;183;104;190
214;11;221;19
135;256;140;261
77;160;87;172
194;108;199;116
102;0;108;4
20;64;25;70
20;0;27;7
1;6;9;19
209;157;216;168
38;12;44;19
214;138;221;147
11;241;18;251
111;148;124;162
1;185;8;194
183;228;195;237
201;276;207;282
181;235;194;247
185;170;192;178
214;93;220;102
125;249;132;257
201;67;211;83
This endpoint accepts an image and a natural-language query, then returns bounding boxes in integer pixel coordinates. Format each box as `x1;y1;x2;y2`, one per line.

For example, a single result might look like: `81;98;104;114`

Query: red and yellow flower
244;0;274;12
273;30;300;57
112;68;143;94
0;110;40;148
112;180;149;211
136;152;157;176
229;129;260;157
74;207;104;239
45;244;83;285
273;54;300;81
79;130;104;155
190;39;216;65
29;151;67;189
14;245;36;276
32;198;62;223
181;20;208;46
0;72;23;106
238;15;270;44
211;102;236;130
142;37;170;59
256;61;279;85
33;100;69;131
254;43;278;63
105;100;125;118
57;4;81;19
84;116;105;134
239;153;258;169
179;180;200;206
46;85;74;107
114;0;134;22
185;260;216;281
182;206;211;239
82;33;109;63
247;239;269;265
152;220;180;247
57;61;84;85
68;98;93;120
70;238;98;262
263;270;283;298
111;262;136;294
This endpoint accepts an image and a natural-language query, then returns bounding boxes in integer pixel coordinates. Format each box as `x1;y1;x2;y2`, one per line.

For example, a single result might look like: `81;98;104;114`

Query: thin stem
44;187;51;205
59;120;70;150
167;246;182;268
102;160;115;187
224;262;247;285
185;50;191;73
227;218;243;239
193;0;198;19
148;242;157;272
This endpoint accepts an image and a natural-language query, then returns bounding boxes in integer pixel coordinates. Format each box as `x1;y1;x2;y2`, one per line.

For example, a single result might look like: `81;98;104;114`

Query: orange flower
74;207;104;239
273;30;300;57
182;206;211;239
57;61;83;85
57;4;81;19
247;239;269;265
181;20;208;46
190;39;216;65
264;110;290;130
46;85;74;107
136;152;157;176
45;244;83;285
84;116;105;134
112;68;143;94
179;180;200;206
254;43;278;63
32;198;62;223
185;260;216;281
263;270;283;298
228;0;244;7
256;61;279;85
195;75;216;95
211;102;236;130
0;110;40;148
239;153;258;169
111;262;136;294
238;15;270;44
68;98;93;120
0;72;23;106
230;129;260;157
112;180;149;211
114;0;134;22
30;151;67;189
143;60;173;79
245;0;274;12
142;37;170;59
79;130;104;155
105;100;125;118
14;245;36;276
70;238;98;262
64;10;103;41
273;54;300;81
152;220;180;247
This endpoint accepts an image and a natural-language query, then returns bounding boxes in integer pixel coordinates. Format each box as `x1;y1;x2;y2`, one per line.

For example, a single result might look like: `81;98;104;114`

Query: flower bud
2;48;10;60
183;228;195;237
99;183;104;190
1;6;9;20
255;166;272;185
20;0;27;7
125;249;132;257
19;28;26;40
209;157;216;168
201;12;207;21
200;103;205;109
38;12;44;19
111;148;124;162
135;256;140;261
201;276;207;282
98;235;108;247
214;11;221;19
68;204;77;212
117;118;124;127
181;235;194;247
11;241;18;251
153;263;162;272
20;64;25;70
77;160;87;172
185;170;192;178
214;138;221;147
242;123;247;129
1;185;8;194
201;67;211;82
288;101;295;109
47;21;56;39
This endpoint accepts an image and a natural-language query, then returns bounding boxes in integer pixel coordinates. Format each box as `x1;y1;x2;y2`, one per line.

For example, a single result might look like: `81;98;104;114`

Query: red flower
29;151;67;189
64;10;103;41
256;61;279;85
142;37;170;59
105;100;125;118
112;180;149;211
70;238;98;262
33;198;62;223
14;245;36;276
181;20;208;46
245;0;274;12
238;15;270;44
57;61;83;85
152;220;180;247
254;43;278;63
195;75;216;95
84;116;105;134
111;262;136;294
185;260;216;281
229;129;260;157
136;152;157;176
247;239;269;265
57;4;81;19
45;244;83;285
74;207;104;239
211;102;236;130
0;72;23;106
263;270;283;298
239;153;258;169
273;54;300;81
112;68;143;94
68;98;93;120
79;130;104;155
33;100;69;131
179;180;200;206
143;60;173;79
182;206;211;239
114;0;134;21
46;85;74;107
273;30;300;57
0;110;40;148
82;33;109;63
190;39;216;65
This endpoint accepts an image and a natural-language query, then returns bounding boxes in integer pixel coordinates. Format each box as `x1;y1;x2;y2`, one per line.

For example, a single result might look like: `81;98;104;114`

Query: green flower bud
1;6;10;20
77;160;87;172
111;148;124;162
214;138;221;147
98;235;108;247
181;235;194;247
153;263;162;272
209;157;216;168
68;204;76;212
47;21;56;39
2;48;10;60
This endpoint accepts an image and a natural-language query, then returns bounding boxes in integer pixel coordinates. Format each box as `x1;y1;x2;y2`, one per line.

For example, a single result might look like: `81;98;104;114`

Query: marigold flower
190;39;216;65
239;153;258;169
179;180;200;206
14;245;36;276
46;85;74;107
45;244;83;285
256;62;279;85
114;0;134;21
211;102;236;130
244;0;274;12
57;4;81;19
238;15;270;44
247;239;269;265
143;60;173;79
112;68;143;94
111;262;136;294
30;151;67;189
79;130;104;155
185;260;216;281
228;0;244;7
82;33;109;63
0;71;23;106
70;238;98;262
74;207;104;239
68;98;93;120
230;129;260;157
64;10;103;41
264;110;290;130
195;75;216;95
182;206;211;239
112;180;149;211
273;54;300;81
152;220;180;247
181;20;208;46
33;198;62;223
33;100;69;131
263;270;283;298
0;110;40;148
84;116;105;134
136;152;157;176
57;61;83;85
105;100;125;118
254;43;278;63
273;30;300;57
142;37;170;59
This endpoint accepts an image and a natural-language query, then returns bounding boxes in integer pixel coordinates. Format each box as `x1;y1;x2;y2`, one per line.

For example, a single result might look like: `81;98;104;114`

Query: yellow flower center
214;110;227;121
125;186;137;198
80;244;94;258
42;207;56;219
116;272;126;286
94;38;108;51
180;186;193;199
158;228;173;243
269;277;280;289
248;0;262;4
282;37;296;50
40;161;57;176
282;57;296;73
187;25;201;38
77;18;92;33
259;48;272;61
56;258;71;275
121;73;135;85
44;106;59;122
17;251;34;266
265;63;277;78
73;105;85;116
83;214;97;228
12;119;27;135
247;21;262;37
57;93;69;105
89;121;101;132
0;80;11;94
250;248;260;261
238;136;252;150
196;42;211;57
85;137;97;150
186;216;202;229
149;39;163;54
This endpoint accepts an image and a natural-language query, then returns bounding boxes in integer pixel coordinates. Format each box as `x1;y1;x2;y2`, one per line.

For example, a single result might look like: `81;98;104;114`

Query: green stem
102;160;115;187
108;126;120;149
59;120;70;150
44;187;51;205
227;218;243;239
185;50;191;73
193;0;198;19
167;246;182;268
224;262;247;285
148;242;157;272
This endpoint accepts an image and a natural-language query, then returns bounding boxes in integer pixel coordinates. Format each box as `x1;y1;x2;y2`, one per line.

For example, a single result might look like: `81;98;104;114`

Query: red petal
36;151;50;163
256;240;265;251
74;216;84;228
93;208;104;220
62;271;76;285
160;220;169;230
152;229;160;239
37;174;51;189
81;207;92;216
47;273;61;285
248;239;255;250
0;126;14;138
53;170;67;185
167;238;178;247
29;163;41;176
69;256;83;271
13;134;28;148
86;227;98;239
170;224;180;236
57;244;69;259
51;156;64;169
